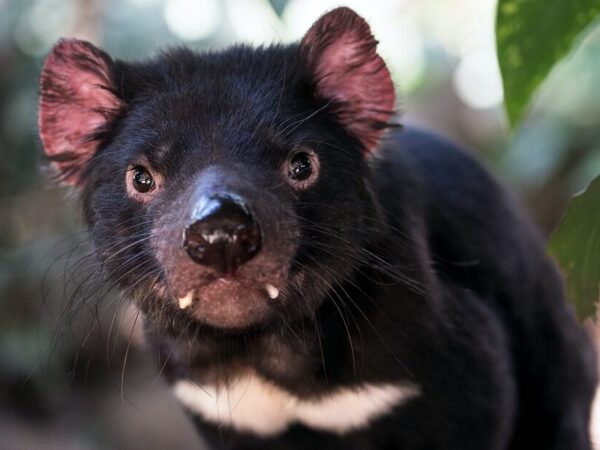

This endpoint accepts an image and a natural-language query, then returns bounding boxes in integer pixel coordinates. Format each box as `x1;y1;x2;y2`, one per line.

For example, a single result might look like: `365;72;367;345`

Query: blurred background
1;0;599;448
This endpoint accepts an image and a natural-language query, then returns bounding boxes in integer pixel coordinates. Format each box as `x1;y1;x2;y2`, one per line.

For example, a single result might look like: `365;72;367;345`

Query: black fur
40;14;596;450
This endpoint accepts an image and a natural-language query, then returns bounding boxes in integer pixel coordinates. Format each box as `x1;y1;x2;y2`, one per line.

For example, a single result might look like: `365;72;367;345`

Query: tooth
178;291;194;309
265;284;279;299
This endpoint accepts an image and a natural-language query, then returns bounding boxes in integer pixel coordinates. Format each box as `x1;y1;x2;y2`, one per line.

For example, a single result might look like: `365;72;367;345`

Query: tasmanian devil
38;7;596;450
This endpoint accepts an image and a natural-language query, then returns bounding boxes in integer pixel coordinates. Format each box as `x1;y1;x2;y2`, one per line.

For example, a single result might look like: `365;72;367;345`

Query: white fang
265;284;279;299
173;373;419;436
178;291;194;309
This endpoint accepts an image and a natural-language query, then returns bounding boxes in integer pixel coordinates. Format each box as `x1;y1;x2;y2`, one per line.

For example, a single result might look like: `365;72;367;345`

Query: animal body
38;7;596;450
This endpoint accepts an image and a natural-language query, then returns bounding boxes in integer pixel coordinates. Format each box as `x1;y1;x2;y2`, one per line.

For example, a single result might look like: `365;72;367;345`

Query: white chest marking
173;374;419;436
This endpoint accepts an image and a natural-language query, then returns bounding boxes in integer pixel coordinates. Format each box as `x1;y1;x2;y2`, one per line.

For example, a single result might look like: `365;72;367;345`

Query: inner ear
39;39;123;185
300;7;396;153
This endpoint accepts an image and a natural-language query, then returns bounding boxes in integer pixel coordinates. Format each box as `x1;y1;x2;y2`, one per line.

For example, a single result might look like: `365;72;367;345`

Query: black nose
183;195;262;275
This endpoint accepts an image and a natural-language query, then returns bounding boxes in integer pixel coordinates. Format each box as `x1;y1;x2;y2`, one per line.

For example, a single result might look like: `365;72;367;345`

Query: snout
183;195;262;275
152;166;297;329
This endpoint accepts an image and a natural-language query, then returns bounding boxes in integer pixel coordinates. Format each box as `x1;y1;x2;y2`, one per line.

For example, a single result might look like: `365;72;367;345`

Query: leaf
496;0;600;126
548;176;600;321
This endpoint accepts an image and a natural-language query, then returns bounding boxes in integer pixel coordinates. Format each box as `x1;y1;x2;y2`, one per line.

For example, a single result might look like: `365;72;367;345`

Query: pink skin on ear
300;7;396;153
39;39;122;185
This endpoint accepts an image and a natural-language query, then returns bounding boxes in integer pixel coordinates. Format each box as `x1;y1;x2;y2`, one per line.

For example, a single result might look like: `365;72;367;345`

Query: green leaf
548;176;600;321
496;0;600;126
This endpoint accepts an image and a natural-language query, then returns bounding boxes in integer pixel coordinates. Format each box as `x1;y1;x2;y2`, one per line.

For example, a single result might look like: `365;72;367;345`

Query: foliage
548;177;600;320
496;0;600;126
496;0;600;320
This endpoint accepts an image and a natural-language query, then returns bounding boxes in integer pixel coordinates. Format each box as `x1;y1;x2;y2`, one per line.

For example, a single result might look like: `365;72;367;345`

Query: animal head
38;7;396;334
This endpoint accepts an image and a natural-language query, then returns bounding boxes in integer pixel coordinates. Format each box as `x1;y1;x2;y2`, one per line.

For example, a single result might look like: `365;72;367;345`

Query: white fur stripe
173;373;419;436
591;387;600;449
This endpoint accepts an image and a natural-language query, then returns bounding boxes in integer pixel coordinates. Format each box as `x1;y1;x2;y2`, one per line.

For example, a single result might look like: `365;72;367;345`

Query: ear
39;39;123;185
300;7;396;153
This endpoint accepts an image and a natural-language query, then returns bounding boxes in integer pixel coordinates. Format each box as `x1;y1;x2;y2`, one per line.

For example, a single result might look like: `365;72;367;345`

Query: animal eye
288;152;312;181
131;166;155;193
285;150;319;190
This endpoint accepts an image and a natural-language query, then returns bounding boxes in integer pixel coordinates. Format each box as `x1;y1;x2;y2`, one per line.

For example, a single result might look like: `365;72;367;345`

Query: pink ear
39;39;122;184
300;7;396;153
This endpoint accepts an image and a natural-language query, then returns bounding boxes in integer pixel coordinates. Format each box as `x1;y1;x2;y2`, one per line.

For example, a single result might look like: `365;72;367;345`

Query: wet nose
183;195;262;275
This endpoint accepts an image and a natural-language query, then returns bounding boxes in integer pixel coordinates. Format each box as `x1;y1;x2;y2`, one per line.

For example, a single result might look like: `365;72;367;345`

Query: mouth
177;280;280;310
172;277;282;329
